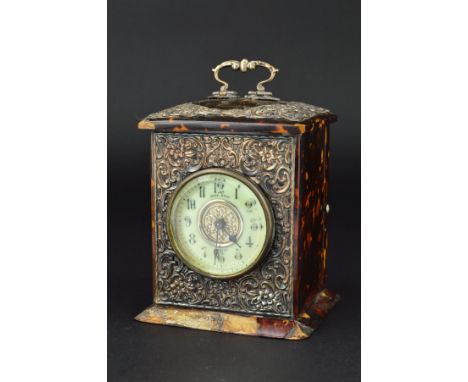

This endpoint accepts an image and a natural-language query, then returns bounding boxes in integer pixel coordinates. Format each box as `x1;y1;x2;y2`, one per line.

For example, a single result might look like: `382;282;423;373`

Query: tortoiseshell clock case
136;59;339;339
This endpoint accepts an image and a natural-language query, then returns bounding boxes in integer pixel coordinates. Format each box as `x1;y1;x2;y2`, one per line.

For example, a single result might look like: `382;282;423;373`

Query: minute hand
213;227;220;263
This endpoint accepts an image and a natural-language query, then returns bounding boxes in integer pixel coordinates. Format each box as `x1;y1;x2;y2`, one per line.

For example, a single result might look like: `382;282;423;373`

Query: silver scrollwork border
151;133;296;318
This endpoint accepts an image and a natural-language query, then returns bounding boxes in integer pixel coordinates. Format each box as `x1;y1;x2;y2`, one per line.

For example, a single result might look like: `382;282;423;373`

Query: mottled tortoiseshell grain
139;119;314;136
136;289;339;340
293;118;331;315
137;114;338;339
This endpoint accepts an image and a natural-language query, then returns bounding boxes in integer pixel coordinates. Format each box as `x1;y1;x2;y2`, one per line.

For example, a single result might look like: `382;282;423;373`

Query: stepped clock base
135;289;339;340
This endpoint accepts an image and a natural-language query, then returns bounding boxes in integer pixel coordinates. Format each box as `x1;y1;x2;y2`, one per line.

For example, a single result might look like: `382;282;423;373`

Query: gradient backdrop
109;1;360;381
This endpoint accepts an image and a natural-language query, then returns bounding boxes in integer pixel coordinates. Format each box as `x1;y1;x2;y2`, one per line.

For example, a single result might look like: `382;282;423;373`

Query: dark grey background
109;0;360;381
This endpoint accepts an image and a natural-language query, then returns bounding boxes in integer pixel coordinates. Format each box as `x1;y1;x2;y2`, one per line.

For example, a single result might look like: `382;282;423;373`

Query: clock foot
135;289;339;340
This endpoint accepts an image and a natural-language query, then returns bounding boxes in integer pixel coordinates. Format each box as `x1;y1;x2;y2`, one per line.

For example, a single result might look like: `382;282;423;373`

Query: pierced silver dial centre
199;200;243;247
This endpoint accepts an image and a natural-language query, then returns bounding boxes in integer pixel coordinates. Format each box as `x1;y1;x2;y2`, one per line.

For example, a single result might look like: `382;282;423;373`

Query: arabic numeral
188;233;196;244
251;223;263;231
235;184;241;199
245;199;256;208
214;249;225;264
186;199;196;210
214;177;225;193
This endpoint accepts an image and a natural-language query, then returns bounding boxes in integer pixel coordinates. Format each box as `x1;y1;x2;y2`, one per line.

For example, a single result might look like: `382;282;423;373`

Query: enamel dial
167;169;274;279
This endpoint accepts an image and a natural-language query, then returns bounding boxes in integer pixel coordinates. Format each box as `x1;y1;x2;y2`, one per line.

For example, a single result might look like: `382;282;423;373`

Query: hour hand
225;230;242;248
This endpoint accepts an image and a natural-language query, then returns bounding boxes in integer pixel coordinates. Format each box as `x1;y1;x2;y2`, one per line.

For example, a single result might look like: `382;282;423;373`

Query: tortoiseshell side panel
293;119;330;315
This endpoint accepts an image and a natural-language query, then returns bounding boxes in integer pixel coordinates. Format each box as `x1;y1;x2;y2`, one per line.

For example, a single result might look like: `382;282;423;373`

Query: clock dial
167;168;274;279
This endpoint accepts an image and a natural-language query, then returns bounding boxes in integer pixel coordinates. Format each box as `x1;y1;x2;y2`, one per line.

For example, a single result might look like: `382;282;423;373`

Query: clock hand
213;224;220;264
222;227;242;248
230;235;242;248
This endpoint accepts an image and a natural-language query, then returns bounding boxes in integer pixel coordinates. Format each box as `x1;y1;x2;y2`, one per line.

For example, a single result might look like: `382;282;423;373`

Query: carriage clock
136;59;339;339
